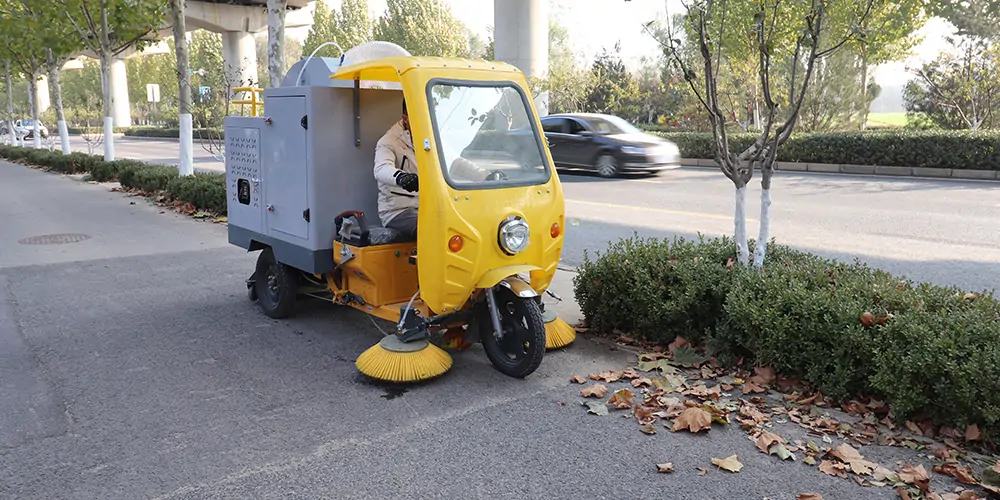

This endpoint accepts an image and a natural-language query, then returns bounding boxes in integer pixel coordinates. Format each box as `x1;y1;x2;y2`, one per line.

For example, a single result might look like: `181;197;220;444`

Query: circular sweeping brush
542;308;576;350
356;335;453;383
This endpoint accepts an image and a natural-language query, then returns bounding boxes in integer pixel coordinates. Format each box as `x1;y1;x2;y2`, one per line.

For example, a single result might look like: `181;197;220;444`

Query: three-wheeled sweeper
224;42;576;383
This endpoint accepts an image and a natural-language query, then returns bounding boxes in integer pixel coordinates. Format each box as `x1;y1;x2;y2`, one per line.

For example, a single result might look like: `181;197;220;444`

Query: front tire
595;153;620;178
478;286;546;378
253;247;298;319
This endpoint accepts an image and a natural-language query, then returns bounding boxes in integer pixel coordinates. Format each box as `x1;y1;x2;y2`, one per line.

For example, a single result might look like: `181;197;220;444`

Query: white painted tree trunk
734;186;750;264
47;50;71;154
753;188;772;268
5;62;17;147
100;52;115;161
27;75;42;149
267;0;288;88
171;0;194;176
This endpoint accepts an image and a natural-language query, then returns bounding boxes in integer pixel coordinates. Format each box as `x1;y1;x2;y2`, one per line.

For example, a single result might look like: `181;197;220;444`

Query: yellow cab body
331;56;565;315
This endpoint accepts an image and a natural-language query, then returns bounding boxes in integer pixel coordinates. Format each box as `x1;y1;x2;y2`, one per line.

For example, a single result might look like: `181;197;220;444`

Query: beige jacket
373;120;419;226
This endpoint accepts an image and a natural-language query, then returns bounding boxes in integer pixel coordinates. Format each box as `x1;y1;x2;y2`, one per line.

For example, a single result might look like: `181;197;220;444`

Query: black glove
394;170;419;192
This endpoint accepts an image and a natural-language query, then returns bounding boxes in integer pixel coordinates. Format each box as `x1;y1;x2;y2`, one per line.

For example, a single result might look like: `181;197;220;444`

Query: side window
541;118;566;134
567;120;588;134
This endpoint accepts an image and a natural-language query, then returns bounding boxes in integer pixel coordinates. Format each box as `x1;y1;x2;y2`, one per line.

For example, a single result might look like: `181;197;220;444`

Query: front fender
475;265;541;290
497;275;538;298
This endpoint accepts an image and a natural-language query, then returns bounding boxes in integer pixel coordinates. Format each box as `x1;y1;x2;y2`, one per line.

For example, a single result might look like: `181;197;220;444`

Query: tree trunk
5;62;17;147
732;166;750;264
99;4;115;161
752;162;774;268
859;47;869;131
267;0;288;87
47;50;71;154
27;74;42;149
171;0;194;176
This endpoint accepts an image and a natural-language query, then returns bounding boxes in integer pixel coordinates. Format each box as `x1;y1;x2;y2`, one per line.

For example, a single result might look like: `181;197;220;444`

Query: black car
540;113;681;177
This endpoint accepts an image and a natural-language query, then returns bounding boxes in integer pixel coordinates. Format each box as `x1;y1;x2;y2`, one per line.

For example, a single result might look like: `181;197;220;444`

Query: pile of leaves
569;339;1000;499
0;145;227;217
573;234;1000;442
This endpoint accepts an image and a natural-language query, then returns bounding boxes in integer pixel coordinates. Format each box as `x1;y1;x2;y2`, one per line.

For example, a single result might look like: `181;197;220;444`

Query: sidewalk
541;267;584;326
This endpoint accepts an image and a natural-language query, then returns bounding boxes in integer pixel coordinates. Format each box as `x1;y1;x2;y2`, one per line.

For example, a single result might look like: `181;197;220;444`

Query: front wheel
477;286;546;378
595;153;620;178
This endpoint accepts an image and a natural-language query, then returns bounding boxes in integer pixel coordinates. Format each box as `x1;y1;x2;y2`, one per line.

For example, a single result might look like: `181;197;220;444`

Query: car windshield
428;82;549;189
585;115;642;135
22;120;34;126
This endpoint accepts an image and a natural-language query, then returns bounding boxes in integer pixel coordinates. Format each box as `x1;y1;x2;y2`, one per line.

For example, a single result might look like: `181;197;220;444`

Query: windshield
428;81;549;189
586;115;642;135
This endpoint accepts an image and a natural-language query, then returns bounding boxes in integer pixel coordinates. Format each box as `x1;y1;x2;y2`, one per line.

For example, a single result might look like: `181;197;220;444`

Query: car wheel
595;153;620;178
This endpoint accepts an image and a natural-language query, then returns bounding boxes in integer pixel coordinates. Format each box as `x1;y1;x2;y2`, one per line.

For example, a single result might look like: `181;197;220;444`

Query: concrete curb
682;158;1000;181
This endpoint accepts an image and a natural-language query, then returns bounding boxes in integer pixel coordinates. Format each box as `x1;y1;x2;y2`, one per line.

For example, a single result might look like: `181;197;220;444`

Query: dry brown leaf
743;382;766;394
756;431;783;453
803;456;817;466
667;336;689;353
898;464;930;492
797;494;824;500
965;424;981;442
672;407;713;433
656;462;675;473
569;375;587;384
580;384;608;398
897;486;913;500
608;388;634;409
711;455;743;473
631;377;653;388
589;371;622;383
634;405;656;424
751;366;776;385
820;460;849;479
640;423;657;435
932;463;978;485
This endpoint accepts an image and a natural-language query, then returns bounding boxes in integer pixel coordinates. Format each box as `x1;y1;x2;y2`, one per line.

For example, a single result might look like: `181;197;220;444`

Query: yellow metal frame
232;86;264;117
329;56;565;316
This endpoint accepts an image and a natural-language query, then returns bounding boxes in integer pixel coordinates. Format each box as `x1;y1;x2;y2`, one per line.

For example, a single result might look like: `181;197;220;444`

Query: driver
373;99;501;240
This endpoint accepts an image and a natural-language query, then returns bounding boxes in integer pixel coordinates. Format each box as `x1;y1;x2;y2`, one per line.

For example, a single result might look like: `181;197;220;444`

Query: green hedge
0;145;227;215
574;234;1000;439
649;130;1000;170
123;127;223;140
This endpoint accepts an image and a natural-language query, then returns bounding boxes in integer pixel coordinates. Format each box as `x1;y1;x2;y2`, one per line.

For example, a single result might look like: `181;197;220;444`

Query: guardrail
231;87;264;117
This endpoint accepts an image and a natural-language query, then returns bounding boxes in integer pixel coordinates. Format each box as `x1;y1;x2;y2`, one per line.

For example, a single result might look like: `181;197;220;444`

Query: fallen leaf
933;463;978;485
828;443;877;475
589;371;622;383
769;443;796;461
672;407;713;433
640;423;657;435
804;456;817;466
656;462;674;473
897;486;913;500
672;346;708;367
965;424;981;442
634;405;656;424
743;382;766;394
797;494;824;500
667;336;689;353
581;384;608;398
631;377;653;388
751;366;776;385
638;358;679;374
192;211;211;218
582;400;608;416
898;464;930;492
820;460;849;479
616;334;636;344
711;455;743;473
756;431;783;453
212;216;228;223
608;389;634;409
570;375;587;384
652;374;687;393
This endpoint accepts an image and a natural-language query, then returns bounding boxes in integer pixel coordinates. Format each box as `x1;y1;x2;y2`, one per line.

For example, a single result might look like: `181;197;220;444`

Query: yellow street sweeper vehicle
224;41;576;383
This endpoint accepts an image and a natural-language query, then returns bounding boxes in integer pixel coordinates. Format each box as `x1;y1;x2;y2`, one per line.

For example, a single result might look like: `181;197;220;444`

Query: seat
334;210;414;247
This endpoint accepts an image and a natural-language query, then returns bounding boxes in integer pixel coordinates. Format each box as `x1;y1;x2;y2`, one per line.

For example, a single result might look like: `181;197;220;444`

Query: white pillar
495;0;549;115
222;31;260;88
35;75;50;114
110;58;132;128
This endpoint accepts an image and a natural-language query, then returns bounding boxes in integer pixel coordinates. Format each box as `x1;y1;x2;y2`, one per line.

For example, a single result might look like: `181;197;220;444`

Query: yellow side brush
356;335;452;383
542;308;576;350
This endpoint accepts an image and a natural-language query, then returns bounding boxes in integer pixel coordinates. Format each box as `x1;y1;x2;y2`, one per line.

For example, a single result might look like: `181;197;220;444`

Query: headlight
498;216;530;255
621;146;646;155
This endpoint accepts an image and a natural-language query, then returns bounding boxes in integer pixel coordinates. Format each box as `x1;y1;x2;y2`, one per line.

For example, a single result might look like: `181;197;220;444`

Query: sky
301;0;957;88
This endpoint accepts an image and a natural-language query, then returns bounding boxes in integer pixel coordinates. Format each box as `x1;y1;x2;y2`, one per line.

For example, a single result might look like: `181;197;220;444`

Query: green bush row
574;234;1000;438
123;127;223;140
0;145;227;214
649;130;1000;170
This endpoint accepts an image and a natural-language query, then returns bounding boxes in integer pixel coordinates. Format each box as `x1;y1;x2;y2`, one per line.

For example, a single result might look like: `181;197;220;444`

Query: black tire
478;286;546;378
595;153;620;178
253;247;298;319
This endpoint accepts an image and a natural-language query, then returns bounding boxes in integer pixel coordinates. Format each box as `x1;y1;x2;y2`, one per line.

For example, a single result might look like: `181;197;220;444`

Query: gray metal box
226;84;405;274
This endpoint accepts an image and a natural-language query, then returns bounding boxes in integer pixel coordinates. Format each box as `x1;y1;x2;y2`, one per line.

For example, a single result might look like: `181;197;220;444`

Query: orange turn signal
550;222;561;238
448;235;464;252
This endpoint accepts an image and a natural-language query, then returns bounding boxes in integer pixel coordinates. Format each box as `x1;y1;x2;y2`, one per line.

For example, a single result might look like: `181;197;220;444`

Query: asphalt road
66;135;1000;293
0;161;970;499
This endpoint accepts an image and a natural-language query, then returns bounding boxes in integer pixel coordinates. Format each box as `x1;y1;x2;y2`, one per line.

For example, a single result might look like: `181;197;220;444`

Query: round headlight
498;216;530;255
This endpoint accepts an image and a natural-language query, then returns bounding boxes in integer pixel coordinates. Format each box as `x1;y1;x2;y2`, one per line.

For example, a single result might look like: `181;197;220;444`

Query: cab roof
330;56;523;83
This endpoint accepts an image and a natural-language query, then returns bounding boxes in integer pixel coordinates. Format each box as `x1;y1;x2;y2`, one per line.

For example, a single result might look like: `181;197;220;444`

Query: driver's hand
394;171;419;192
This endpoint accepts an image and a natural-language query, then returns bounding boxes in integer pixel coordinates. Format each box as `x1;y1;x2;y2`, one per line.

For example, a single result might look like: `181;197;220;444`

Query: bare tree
647;0;874;266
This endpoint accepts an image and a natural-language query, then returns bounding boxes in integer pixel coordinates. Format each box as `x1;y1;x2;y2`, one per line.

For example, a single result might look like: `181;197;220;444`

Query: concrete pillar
35;75;50;114
222;31;260;88
110;58;132;128
494;0;549;115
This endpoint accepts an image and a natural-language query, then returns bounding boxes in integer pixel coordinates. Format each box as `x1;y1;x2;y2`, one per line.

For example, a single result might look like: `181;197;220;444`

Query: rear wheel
253;247;298;319
595;153;620;178
478;286;546;378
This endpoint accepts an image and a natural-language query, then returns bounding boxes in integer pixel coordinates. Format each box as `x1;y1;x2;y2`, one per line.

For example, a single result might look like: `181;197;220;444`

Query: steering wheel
484;170;508;182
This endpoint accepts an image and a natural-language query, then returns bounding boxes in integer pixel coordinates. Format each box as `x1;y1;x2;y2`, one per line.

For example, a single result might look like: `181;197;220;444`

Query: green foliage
373;0;471;57
650;129;1000;170
904;38;1000;131
166;173;227;214
927;0;1000;39
584;44;642;121
574;234;1000;435
304;0;375;57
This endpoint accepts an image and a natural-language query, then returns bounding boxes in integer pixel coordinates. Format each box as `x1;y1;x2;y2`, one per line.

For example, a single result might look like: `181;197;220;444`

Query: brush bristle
356;342;453;382
544;315;576;350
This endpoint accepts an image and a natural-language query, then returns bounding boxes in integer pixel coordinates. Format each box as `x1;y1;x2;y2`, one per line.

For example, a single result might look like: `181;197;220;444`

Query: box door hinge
300;115;308;130
302;208;310;222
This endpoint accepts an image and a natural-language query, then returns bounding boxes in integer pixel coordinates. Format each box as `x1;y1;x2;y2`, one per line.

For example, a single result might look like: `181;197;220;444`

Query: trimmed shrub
165;173;227;214
124;127;223;140
574;234;1000;436
91;159;147;182
120;164;180;192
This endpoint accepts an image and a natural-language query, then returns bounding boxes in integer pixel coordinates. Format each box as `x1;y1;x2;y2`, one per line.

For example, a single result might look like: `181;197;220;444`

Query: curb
682;158;1000;181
